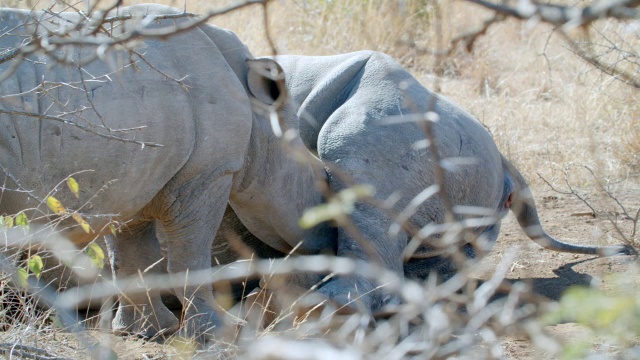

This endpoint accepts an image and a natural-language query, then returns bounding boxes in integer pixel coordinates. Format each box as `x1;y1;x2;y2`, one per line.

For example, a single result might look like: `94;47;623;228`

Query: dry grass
1;0;640;358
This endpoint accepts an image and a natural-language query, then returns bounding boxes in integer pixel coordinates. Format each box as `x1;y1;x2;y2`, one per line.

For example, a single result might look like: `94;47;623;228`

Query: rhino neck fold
229;119;335;255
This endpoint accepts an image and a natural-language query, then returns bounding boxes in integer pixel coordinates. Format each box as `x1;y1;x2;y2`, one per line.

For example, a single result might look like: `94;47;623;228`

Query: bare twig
559;29;640;90
129;49;190;90
463;0;640;90
465;0;640;27
0;0;265;63
398;13;505;57
0;162;42;203
581;165;632;219
539;166;640;250
0;109;162;148
538;170;598;216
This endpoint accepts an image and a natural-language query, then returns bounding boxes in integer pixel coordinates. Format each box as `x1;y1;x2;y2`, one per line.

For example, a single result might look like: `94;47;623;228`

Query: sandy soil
477;187;640;359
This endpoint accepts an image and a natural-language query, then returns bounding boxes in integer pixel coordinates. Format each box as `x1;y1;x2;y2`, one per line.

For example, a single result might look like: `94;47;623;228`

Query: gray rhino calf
266;51;634;312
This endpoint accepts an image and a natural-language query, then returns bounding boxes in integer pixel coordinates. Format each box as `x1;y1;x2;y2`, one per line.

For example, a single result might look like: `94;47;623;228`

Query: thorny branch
0;12;199;65
463;0;640;90
0;0;266;66
398;13;506;57
403;0;640;58
559;29;640;90
0;162;41;203
538;169;598;217
539;165;640;248
0;55;168;147
0;109;162;148
465;0;640;27
129;49;190;90
581;165;632;220
0;2;271;147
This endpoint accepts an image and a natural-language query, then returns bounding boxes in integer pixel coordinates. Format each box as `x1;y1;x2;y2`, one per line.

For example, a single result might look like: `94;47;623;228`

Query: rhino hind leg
106;222;179;339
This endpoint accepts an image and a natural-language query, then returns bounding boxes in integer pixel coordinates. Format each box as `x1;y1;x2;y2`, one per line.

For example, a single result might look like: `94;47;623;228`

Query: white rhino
0;5;334;340
247;51;633;312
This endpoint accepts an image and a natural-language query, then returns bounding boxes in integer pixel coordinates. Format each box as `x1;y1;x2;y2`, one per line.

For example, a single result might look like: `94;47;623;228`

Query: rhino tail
501;156;635;256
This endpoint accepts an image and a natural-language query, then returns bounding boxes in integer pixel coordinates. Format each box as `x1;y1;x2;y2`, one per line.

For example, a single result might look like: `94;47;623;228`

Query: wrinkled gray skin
0;5;334;340
256;51;634;312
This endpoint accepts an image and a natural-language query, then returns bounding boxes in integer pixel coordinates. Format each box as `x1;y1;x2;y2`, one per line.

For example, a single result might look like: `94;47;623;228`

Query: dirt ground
477;187;640;359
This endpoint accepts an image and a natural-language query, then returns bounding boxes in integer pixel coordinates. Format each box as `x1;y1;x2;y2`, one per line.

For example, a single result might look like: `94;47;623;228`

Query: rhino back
0;6;252;234
277;51;503;212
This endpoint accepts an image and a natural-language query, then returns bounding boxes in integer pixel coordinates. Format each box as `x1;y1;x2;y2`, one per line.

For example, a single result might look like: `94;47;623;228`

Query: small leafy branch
544;285;640;359
1;174;108;290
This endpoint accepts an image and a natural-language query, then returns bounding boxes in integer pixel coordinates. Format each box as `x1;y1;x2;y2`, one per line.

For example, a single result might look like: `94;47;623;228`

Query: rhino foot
112;302;180;339
180;305;222;342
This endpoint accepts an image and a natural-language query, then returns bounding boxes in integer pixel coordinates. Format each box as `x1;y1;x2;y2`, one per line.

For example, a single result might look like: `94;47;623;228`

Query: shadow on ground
503;258;597;301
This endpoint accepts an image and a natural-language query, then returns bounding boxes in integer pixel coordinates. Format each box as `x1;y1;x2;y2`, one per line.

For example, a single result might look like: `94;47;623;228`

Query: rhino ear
246;58;286;105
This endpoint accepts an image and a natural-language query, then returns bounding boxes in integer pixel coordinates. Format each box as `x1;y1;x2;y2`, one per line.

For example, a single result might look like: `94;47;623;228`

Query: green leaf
66;177;80;198
46;196;66;214
15;212;29;231
88;343;119;360
299;184;375;229
337;184;376;203
166;337;197;359
86;243;105;269
72;213;92;234
560;339;591;360
28;255;44;279
16;267;29;289
3;215;14;229
109;224;117;236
